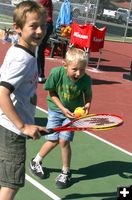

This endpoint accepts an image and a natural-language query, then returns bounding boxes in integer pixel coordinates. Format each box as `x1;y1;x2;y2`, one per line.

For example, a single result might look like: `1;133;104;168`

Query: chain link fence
0;0;132;42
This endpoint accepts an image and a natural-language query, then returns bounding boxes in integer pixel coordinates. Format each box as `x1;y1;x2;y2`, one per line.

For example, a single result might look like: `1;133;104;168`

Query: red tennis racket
40;114;123;135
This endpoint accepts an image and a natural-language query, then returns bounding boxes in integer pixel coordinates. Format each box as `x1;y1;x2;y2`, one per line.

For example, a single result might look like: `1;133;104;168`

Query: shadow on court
42;161;132;199
92;78;121;85
73;161;132;180
88;65;130;73
46;160;132;182
61;191;117;200
46;161;132;178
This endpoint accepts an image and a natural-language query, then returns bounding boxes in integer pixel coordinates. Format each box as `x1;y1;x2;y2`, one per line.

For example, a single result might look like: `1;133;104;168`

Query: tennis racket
40;114;123;135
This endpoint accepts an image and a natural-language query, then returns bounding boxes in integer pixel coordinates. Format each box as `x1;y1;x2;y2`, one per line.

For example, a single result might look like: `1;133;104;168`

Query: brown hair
13;1;47;29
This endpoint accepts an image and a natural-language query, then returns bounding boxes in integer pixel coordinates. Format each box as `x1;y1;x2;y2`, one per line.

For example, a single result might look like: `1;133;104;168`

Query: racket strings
73;115;123;128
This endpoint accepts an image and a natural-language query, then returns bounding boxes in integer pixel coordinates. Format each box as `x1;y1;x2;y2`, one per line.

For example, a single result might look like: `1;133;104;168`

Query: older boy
0;1;49;199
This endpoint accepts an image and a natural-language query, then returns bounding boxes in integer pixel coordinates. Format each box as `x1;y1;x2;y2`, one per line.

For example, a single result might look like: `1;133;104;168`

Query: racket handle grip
39;129;54;135
27;129;54;139
47;128;55;134
27;128;55;139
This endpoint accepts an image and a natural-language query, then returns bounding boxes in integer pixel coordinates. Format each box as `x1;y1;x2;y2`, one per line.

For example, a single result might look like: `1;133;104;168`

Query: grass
0;14;13;30
106;36;132;43
0;14;13;22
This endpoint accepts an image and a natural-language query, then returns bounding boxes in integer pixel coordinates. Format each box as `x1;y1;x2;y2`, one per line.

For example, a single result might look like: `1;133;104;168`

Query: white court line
25;175;61;200
26;106;61;200
26;106;132;200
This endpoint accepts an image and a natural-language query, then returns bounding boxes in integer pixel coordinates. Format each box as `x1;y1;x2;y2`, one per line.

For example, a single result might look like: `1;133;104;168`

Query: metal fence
0;0;132;43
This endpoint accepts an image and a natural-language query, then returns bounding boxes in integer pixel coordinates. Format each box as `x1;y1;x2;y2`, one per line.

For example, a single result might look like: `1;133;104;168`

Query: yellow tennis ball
74;107;86;118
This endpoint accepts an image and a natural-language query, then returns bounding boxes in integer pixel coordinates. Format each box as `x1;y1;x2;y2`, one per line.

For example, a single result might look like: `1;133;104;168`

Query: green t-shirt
44;66;92;112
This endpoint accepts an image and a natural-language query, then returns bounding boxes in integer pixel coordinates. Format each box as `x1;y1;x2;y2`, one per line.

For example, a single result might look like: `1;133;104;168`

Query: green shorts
0;125;26;189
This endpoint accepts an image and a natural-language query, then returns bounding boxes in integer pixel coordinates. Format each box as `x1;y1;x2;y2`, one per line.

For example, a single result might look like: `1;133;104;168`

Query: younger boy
0;1;49;200
29;47;92;189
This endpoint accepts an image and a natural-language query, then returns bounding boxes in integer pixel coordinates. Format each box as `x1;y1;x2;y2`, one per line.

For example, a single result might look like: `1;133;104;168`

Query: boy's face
66;62;86;82
15;11;47;53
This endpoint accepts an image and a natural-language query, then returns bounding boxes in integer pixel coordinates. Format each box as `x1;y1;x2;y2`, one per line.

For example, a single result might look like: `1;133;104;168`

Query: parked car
0;0;11;4
11;0;23;6
102;9;116;22
71;2;88;18
52;0;95;18
11;0;34;6
115;8;132;26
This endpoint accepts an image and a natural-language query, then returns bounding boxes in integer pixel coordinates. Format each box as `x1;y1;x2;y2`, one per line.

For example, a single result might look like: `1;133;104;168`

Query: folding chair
70;21;93;52
90;26;106;70
69;21;106;70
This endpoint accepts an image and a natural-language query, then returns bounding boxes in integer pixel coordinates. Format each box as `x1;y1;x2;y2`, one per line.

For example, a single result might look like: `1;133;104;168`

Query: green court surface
15;107;132;200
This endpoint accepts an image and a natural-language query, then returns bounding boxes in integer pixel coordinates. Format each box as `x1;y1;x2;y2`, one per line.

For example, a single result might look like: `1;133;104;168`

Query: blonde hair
13;1;47;29
65;48;88;67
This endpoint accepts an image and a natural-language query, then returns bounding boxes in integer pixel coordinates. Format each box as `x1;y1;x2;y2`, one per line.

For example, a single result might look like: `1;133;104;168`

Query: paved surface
0;40;132;153
37;41;132;153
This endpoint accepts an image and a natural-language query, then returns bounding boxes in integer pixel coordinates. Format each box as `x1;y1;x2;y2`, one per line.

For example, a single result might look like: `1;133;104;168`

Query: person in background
29;47;92;189
0;1;49;200
37;0;53;83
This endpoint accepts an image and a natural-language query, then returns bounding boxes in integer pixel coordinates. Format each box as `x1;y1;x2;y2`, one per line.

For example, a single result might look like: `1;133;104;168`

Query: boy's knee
59;138;69;147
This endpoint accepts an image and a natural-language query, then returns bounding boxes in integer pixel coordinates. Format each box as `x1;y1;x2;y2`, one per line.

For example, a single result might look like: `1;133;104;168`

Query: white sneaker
55;170;72;189
29;159;45;179
38;77;46;83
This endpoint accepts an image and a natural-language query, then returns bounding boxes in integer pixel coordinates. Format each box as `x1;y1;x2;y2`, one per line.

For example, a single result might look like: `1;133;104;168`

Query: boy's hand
20;124;49;140
62;108;75;119
83;103;91;115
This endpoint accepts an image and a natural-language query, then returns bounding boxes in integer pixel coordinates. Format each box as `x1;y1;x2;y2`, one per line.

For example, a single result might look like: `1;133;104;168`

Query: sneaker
38;77;46;83
55;170;72;189
29;159;45;179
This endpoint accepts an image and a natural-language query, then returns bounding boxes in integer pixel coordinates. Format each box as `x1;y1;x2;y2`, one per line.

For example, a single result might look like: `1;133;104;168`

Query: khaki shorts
0;126;26;189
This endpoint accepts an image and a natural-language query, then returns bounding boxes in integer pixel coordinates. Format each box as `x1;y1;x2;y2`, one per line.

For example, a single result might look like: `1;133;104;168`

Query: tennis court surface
0;40;132;200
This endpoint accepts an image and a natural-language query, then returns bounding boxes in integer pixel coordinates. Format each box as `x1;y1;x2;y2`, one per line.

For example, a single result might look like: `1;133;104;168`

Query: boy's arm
0;86;49;139
49;90;74;118
83;77;92;114
83;94;92;115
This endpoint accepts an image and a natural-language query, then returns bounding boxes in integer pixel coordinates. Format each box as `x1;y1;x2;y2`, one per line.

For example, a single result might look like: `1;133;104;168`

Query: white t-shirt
0;44;38;135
